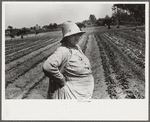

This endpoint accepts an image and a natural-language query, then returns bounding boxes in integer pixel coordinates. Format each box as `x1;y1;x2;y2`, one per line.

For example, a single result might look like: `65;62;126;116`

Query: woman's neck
62;42;78;50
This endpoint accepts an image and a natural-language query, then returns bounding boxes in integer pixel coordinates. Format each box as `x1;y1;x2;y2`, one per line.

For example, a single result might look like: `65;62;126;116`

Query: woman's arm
43;47;68;86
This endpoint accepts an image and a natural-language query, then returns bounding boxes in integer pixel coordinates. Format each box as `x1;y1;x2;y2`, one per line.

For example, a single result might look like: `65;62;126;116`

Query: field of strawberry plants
5;26;145;99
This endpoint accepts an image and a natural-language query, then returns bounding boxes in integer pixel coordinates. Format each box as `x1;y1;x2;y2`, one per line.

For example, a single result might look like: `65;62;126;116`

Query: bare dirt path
85;34;110;99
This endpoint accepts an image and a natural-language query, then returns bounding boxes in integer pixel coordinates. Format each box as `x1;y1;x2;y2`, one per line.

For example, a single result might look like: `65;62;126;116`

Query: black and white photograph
2;1;149;120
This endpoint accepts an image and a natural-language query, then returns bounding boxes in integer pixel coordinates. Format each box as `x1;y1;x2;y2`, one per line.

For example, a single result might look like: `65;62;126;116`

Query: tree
112;7;126;28
49;23;54;29
95;18;104;26
103;15;112;29
8;26;13;30
112;4;145;26
22;27;26;30
53;23;57;29
76;23;86;30
89;14;97;25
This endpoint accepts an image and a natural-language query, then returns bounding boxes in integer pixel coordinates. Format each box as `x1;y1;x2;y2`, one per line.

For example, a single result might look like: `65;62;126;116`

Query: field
5;26;145;99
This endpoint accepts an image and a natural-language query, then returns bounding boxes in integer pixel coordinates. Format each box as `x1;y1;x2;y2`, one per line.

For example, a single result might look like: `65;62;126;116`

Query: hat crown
62;21;81;37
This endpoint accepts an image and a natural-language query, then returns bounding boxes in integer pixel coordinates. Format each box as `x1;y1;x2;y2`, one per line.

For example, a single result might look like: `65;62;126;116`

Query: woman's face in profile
67;34;81;46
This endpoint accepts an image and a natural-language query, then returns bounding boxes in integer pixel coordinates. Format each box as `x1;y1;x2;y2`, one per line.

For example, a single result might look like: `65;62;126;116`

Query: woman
43;21;94;99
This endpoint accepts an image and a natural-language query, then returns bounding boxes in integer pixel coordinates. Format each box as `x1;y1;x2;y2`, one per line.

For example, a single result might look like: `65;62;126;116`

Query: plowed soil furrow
5;36;47;48
120;31;145;42
5;36;51;56
22;77;49;99
112;31;145;47
5;38;60;63
5;35;46;46
96;34;145;99
85;34;110;99
6;62;45;99
5;38;60;72
101;34;145;82
5;39;61;99
95;34;122;99
106;33;145;62
6;42;26;50
5;42;61;87
123;29;145;39
106;32;145;52
5;36;51;55
104;33;145;69
5;32;59;50
5;37;52;55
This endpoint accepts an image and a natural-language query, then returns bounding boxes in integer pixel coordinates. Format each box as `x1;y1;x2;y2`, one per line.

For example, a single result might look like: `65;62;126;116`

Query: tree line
112;4;145;27
89;4;145;29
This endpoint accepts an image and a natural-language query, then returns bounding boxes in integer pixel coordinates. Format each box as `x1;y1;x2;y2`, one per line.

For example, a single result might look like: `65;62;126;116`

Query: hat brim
60;31;86;43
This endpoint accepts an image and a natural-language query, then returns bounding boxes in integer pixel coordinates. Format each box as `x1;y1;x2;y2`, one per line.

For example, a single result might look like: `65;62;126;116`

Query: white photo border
2;1;149;120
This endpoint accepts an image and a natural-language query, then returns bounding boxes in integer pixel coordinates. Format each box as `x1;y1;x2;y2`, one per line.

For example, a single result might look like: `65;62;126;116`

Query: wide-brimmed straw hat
61;21;85;42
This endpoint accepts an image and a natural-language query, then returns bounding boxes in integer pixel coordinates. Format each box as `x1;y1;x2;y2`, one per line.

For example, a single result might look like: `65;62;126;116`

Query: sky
4;2;114;29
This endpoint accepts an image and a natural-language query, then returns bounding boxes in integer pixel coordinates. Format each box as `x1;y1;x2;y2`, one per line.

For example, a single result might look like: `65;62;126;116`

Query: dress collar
61;43;79;50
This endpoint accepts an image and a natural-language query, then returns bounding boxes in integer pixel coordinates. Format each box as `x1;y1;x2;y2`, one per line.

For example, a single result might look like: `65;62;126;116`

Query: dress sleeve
43;46;68;80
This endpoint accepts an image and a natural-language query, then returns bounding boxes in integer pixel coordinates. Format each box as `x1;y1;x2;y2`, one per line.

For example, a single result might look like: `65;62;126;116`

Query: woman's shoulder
56;46;72;54
57;45;68;51
55;46;72;61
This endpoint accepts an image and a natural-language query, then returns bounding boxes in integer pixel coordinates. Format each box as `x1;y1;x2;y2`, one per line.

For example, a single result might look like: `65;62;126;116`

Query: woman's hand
59;76;66;87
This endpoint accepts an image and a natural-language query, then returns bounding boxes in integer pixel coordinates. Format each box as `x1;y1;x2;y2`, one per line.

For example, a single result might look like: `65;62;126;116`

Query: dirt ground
85;34;110;99
5;26;145;99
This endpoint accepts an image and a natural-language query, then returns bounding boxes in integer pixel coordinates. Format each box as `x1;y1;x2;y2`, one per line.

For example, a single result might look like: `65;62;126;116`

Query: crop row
5;38;60;72
5;40;60;87
120;31;145;47
106;31;145;54
5;34;48;47
6;42;26;51
98;34;133;98
21;76;48;99
104;33;145;69
123;29;145;39
6;62;46;99
5;37;61;63
96;33;144;99
112;31;145;47
5;35;52;56
101;33;145;81
5;31;62;46
98;34;144;98
5;35;51;55
95;34;123;99
5;35;48;46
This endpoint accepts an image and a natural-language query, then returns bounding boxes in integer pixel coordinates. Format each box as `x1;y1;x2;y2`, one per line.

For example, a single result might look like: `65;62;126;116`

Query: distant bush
125;22;143;26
